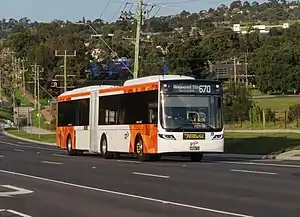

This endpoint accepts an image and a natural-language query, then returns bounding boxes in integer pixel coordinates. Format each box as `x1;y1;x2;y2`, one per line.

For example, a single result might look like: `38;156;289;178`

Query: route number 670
198;85;211;93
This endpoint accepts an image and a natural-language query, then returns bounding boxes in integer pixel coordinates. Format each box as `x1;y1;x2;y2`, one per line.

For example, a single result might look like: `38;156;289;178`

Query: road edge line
2;129;56;146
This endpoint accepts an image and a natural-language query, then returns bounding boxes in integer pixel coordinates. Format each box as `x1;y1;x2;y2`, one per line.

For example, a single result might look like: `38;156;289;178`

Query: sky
0;0;267;23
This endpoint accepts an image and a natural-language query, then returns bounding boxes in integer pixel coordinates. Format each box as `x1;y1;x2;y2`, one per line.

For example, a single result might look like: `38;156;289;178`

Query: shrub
265;108;276;122
288;104;300;122
223;82;253;123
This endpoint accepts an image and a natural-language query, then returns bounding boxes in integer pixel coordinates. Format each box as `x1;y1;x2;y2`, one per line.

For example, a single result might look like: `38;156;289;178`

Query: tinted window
57;98;90;126
99;90;158;125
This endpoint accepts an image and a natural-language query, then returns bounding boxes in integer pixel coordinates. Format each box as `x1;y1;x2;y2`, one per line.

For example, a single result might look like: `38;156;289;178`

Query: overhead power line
110;0;127;22
100;0;113;19
151;0;209;5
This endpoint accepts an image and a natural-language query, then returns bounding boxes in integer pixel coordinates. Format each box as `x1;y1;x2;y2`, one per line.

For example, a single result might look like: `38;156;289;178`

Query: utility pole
55;50;77;92
20;57;28;91
30;64;37;110
0;52;6;98
30;64;44;110
133;0;143;79
245;51;248;88
11;54;17;110
30;64;43;138
37;65;44;139
233;56;237;84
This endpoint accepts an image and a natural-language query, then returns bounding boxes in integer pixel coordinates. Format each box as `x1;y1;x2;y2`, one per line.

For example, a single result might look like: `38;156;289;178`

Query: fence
224;109;300;129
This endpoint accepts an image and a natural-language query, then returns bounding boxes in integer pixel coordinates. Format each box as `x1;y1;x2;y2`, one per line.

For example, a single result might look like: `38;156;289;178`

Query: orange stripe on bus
56;126;75;149
129;124;158;154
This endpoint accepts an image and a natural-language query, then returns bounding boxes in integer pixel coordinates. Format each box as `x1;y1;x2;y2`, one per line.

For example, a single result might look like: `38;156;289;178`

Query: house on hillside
210;62;254;84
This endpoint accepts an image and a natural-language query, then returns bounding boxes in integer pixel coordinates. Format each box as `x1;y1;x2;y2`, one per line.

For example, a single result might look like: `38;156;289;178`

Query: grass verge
225;132;300;155
5;128;56;144
254;96;300;111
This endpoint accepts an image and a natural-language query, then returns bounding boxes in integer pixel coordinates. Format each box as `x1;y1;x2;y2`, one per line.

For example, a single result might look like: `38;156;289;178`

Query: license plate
190;146;200;150
183;133;205;140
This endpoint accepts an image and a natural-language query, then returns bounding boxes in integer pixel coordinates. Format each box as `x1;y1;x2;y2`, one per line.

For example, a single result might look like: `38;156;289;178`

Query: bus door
89;91;99;152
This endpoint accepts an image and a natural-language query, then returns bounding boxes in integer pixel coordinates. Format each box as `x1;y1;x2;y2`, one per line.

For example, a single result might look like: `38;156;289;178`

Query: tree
223;82;253;122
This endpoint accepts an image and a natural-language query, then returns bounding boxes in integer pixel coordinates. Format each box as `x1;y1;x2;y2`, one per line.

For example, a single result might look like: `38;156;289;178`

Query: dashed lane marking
132;172;170;179
41;161;63;165
14;149;24;152
219;161;300;168
230;169;277;175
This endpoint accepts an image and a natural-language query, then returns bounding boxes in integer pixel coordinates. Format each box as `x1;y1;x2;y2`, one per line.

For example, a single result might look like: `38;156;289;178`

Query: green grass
5;128;56;143
250;89;263;96
225;121;299;130
15;91;32;106
225;132;300;155
31;110;54;131
254;97;300;111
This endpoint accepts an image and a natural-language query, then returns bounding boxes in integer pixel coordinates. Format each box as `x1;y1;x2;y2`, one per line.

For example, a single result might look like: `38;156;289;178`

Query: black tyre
135;136;151;161
100;135;113;159
66;135;77;156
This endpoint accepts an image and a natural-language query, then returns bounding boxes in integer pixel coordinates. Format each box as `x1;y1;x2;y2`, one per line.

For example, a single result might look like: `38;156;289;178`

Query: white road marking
6;209;31;217
0;141;59;152
220;161;300;168
0;169;253;217
17;142;24;144
117;160;141;164
53;154;67;157
132;172;170;179
0;185;34;197
41;161;63;165
230;169;277;175
14;149;24;152
0;155;4;158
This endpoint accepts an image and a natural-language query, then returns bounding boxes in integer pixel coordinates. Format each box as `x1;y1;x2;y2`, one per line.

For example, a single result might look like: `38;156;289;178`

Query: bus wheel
100;136;112;159
135;137;145;161
190;153;203;162
66;136;77;156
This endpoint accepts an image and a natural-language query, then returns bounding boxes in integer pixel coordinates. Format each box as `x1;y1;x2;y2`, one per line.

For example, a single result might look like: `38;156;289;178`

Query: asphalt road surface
0;133;300;217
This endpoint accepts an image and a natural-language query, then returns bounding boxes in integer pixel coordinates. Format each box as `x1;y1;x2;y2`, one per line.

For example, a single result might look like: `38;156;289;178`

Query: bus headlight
159;134;176;140
212;134;224;140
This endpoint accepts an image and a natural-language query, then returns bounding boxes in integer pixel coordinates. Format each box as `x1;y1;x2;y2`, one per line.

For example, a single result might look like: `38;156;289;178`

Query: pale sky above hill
0;0;266;22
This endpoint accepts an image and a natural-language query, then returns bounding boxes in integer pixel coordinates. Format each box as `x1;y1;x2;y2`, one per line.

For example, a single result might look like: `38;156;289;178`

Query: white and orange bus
56;75;224;161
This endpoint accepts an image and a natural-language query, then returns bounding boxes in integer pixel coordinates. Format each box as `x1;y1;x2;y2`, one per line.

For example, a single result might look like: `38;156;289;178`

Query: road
0;133;300;217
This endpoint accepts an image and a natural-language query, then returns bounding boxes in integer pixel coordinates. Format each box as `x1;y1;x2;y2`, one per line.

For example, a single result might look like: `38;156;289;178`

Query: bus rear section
156;79;224;161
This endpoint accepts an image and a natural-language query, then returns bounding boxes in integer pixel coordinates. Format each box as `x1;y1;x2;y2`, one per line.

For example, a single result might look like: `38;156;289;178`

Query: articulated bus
56;75;224;161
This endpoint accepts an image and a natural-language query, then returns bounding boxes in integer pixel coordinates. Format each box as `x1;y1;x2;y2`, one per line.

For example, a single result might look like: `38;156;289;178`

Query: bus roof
57;75;195;98
123;75;194;86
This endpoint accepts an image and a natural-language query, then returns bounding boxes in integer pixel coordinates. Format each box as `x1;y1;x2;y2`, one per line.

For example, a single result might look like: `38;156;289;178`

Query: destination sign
183;133;205;140
161;80;222;95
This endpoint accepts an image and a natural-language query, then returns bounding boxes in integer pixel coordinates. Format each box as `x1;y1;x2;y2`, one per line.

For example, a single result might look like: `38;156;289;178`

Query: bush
265;108;276;122
223;82;253;123
288;104;300;122
249;104;262;124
